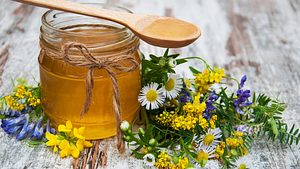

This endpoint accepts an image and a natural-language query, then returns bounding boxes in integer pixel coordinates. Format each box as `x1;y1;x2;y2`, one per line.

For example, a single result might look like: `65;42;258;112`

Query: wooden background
0;0;300;168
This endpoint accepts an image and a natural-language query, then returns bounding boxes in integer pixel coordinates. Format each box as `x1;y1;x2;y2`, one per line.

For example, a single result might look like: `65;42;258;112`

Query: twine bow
43;42;139;153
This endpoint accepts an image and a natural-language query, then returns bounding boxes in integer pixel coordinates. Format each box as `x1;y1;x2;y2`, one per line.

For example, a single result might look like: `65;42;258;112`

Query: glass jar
38;3;141;139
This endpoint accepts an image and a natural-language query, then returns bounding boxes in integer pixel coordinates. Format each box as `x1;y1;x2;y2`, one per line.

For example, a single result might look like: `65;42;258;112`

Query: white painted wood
0;0;299;168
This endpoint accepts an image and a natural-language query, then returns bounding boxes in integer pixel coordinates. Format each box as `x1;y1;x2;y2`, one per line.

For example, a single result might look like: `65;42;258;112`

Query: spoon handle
14;0;136;26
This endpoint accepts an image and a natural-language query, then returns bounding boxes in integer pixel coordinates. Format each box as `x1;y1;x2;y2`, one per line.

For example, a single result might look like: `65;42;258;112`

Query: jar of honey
38;3;141;139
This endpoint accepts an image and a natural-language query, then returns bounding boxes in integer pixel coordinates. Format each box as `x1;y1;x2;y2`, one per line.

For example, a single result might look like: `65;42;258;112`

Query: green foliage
141;49;187;86
253;94;300;145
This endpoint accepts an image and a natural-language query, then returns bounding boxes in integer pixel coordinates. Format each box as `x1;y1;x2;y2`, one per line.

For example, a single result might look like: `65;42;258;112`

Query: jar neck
40;3;139;56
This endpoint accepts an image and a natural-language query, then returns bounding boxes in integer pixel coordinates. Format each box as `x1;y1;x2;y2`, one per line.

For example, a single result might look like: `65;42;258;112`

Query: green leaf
175;59;188;65
289;124;295;134
26;140;44;147
168;54;180;59
143;60;160;70
189;66;201;74
149;54;160;63
163;48;169;57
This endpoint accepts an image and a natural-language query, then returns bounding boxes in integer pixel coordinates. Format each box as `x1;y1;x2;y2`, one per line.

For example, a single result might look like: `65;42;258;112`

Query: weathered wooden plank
0;0;299;168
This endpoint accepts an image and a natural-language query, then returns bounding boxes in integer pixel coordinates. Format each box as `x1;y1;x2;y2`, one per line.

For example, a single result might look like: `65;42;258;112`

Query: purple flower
26;123;35;134
31;116;44;140
179;89;192;104
235;125;254;135
203;91;219;120
0;110;21;117
3;125;22;135
236;125;248;132
233;76;252;114
16;114;30;140
240;75;247;88
46;119;56;134
1;115;26;127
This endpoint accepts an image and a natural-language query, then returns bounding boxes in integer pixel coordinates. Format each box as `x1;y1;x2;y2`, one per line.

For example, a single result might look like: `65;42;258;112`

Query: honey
38;4;140;139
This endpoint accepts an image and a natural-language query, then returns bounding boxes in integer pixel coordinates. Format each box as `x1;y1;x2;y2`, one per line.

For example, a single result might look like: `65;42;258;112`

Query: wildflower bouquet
0;80;93;158
121;49;300;169
0;79;54;142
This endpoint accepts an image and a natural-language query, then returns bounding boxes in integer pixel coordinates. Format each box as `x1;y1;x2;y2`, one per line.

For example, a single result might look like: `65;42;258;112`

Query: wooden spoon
14;0;201;48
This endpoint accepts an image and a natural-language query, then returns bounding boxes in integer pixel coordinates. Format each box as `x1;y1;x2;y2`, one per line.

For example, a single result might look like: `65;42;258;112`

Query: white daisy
142;153;156;167
235;156;251;169
138;82;165;110
164;74;183;99
196;146;216;168
198;128;222;149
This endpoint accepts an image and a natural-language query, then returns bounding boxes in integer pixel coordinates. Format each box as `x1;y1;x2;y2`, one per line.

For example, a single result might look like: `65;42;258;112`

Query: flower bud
168;58;177;68
149;138;157;146
120;120;130;132
147;146;152;152
159;59;166;66
230;149;237;156
124;135;132;142
187;144;193;150
138;128;145;135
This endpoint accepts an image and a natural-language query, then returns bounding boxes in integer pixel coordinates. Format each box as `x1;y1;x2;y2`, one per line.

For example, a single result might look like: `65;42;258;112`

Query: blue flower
26;123;35;134
0;110;21;117
46;119;56;134
1;115;26;127
233;75;252;114
235;125;254;135
3;125;22;135
203;91;219;120
240;75;247;88
179;89;192;104
16;114;30;140
31;116;44;140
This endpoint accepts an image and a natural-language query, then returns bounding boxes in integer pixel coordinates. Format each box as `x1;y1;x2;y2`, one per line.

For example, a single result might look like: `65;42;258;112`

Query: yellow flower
171;114;197;131
70;143;80;158
198;116;209;130
53;146;58;153
73;127;86;140
45;132;61;153
155;111;175;125
197;150;208;168
59;140;71;158
15;84;26;99
58;120;73;133
59;139;70;150
155;151;171;168
183;102;194;114
215;142;225;158
194;102;206;114
235;131;244;137
238;163;247;169
176;157;189;169
60;148;70;158
226;137;243;148
76;139;93;151
28;97;41;107
209;115;218;129
45;132;60;146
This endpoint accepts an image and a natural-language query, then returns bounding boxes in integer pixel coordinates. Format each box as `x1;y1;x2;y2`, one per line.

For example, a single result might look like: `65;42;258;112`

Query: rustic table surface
0;0;300;168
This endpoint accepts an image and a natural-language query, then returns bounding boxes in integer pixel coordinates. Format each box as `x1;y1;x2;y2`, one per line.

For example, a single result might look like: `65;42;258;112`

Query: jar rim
41;3;132;37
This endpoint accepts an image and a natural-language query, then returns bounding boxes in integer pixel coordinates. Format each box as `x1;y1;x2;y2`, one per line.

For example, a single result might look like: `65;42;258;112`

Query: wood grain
0;0;299;168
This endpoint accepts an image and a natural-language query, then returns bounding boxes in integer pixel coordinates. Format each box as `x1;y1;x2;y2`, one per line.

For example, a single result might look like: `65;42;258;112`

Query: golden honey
38;4;140;139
